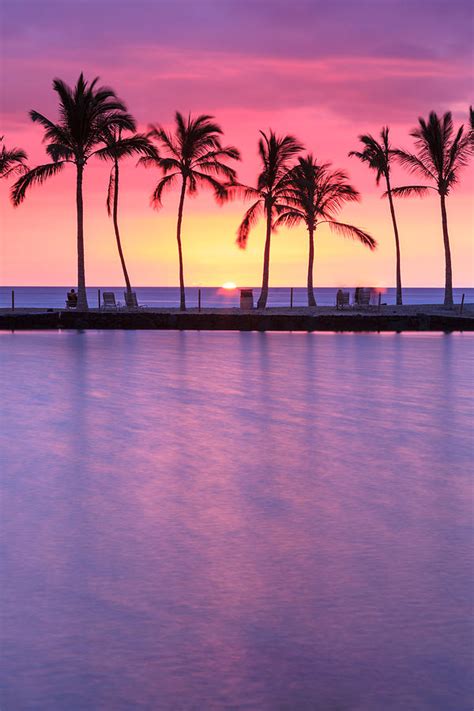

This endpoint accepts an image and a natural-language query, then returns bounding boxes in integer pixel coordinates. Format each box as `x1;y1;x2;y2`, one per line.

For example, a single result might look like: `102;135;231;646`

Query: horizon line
2;285;473;290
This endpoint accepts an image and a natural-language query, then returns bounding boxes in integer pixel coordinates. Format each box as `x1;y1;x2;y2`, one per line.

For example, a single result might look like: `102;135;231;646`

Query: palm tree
349;127;403;304
140;112;240;310
0;137;28;180
104;127;156;302
275;155;376;307
391;111;471;306
236;131;303;309
11;73;151;310
469;107;474;146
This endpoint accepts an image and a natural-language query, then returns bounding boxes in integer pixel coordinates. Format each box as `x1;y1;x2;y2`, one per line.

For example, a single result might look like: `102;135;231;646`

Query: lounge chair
358;290;371;306
124;291;139;309
336;290;350;310
102;292;118;310
354;288;372;307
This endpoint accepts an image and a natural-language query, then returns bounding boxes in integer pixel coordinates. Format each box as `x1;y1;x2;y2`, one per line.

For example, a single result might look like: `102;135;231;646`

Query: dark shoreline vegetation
1;308;472;332
2;76;473;311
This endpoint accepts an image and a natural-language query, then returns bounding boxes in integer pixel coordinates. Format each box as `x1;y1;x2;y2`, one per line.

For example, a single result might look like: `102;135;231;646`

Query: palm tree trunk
307;225;317;307
385;174;402;305
112;159;132;296
440;192;453;306
76;162;88;310
257;204;272;309
176;177;187;311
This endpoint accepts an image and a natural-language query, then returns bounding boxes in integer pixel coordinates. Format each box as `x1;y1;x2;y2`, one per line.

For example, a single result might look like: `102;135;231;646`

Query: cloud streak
2;0;471;128
2;48;471;130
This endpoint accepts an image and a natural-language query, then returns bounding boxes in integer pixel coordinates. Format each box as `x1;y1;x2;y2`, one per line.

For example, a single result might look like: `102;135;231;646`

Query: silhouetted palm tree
391;111;471;306
140;112;240;310
104;127;156;302
276;155;376;307
11;74;151;310
469;106;474;146
0;136;27;180
349;127;403;304
236;131;303;308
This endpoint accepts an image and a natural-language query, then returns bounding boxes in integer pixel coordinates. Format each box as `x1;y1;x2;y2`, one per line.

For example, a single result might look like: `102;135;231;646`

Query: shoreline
0;305;473;331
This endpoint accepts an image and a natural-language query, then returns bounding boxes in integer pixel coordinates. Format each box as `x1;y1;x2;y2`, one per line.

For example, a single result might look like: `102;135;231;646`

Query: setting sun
222;281;237;290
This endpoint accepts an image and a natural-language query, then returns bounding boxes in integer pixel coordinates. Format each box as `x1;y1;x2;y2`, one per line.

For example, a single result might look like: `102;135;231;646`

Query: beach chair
354;288;371;307
359;289;371;306
336;290;350;310
124;291;139;309
102;292;118;310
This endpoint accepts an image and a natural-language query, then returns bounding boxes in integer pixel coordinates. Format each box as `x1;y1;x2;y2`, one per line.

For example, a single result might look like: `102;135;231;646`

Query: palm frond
154;156;180;173
29;74;142;168
151;173;179;208
348;150;365;161
158;157;182;173
228;182;261;201
274;208;305;229
257;130;303;192
148;124;180;159
325;220;377;250
1;162;29;179
147;113;239;207
186;173;196;194
30;111;71;146
95;111;136;136
46;143;74;162
179;113;223;158
348;129;391;185
192;172;228;203
11;161;66;205
92;134;157;162
194;159;237;181
388;185;433;198
401;110;471;196
444;125;471;190
137;155;163;169
194;147;241;164
175;111;188;144
394;149;435;181
236;199;263;249
280;154;362;228
410;112;450;177
0;141;28;179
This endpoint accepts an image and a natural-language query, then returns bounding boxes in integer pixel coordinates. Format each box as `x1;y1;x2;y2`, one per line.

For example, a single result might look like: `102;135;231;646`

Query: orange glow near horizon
1;163;472;288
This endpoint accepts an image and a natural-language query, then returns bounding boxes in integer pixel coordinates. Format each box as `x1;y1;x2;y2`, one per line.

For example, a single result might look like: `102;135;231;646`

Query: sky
0;0;473;287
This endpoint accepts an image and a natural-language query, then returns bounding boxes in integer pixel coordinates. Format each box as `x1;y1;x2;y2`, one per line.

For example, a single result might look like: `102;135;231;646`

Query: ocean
1;285;473;309
1;330;473;710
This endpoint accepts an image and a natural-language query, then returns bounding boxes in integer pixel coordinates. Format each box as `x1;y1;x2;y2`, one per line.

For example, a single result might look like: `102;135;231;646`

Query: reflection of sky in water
1;332;473;710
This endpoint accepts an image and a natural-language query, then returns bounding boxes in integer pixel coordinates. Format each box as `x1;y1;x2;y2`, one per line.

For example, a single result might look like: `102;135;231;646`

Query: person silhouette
67;288;78;307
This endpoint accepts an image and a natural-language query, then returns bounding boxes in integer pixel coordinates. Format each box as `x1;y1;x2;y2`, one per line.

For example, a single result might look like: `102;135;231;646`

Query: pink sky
1;0;472;287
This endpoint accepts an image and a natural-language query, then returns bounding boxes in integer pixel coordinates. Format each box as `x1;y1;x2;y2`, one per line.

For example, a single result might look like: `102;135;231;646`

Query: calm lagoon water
1;331;473;710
